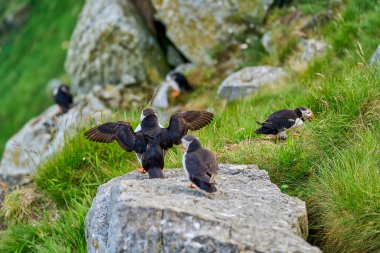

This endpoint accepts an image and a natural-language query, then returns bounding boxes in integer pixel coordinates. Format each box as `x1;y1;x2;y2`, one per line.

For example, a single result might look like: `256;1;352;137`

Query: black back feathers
54;84;73;113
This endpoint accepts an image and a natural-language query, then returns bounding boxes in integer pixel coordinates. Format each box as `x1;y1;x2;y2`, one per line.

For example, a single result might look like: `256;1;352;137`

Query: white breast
152;82;169;109
290;118;304;129
134;124;142;165
136;153;142;166
182;153;190;179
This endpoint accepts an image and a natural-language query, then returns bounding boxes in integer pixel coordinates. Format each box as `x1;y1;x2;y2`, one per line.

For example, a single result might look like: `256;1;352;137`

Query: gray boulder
298;39;327;63
151;0;274;65
369;44;380;66
218;66;285;100
65;0;168;94
85;164;321;253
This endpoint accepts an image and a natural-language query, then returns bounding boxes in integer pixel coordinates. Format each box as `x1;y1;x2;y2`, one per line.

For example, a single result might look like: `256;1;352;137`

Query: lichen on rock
152;0;274;65
65;0;168;94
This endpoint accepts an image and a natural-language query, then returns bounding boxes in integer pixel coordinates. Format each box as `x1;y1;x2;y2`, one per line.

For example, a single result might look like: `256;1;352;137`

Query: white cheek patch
181;139;192;151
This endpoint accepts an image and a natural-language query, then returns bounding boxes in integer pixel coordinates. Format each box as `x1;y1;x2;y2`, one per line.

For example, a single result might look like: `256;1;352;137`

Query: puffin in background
168;71;193;91
84;108;213;179
255;107;314;140
53;84;73;114
151;71;193;110
181;135;218;193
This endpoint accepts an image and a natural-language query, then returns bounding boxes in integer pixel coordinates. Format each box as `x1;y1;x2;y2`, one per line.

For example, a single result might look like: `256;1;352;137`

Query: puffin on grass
53;84;73;114
84;108;213;179
181;135;218;193
255;107;314;140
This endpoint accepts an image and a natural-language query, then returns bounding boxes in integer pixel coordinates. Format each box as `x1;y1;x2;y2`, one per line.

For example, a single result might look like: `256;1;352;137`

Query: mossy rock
152;0;274;65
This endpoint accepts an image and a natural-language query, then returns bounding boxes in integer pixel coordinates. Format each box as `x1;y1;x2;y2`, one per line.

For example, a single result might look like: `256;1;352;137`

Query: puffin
181;135;218;193
255;107;314;139
53;84;73;113
167;71;193;92
84;108;213;179
151;71;193;110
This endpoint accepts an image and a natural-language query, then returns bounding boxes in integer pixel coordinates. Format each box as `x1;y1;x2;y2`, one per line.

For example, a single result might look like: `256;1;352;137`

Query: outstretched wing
163;111;214;146
84;121;145;153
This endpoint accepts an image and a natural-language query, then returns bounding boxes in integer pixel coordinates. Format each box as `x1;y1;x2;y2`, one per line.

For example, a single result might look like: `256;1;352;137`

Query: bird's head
296;107;314;120
181;134;202;152
166;72;181;98
140;108;158;121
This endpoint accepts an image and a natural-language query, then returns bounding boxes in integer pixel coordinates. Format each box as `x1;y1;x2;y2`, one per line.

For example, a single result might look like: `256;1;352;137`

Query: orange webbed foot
188;183;197;189
136;168;147;173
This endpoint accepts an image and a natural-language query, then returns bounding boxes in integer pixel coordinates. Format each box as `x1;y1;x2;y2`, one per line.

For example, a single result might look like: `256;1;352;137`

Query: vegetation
0;0;83;156
1;0;380;252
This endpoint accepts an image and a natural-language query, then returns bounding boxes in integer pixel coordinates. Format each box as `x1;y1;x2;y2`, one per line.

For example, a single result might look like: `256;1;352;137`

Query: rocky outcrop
218;66;285;100
151;0;274;65
85;164;321;253
0;87;114;186
369;44;380;66
65;0;168;94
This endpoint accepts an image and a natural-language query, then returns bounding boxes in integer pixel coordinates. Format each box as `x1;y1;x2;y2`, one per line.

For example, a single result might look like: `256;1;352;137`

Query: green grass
0;0;84;156
1;0;380;252
309;129;380;252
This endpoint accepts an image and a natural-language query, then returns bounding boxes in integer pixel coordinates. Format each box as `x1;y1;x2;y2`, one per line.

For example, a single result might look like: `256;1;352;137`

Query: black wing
84;121;146;153
162;111;214;147
262;110;298;130
186;150;218;184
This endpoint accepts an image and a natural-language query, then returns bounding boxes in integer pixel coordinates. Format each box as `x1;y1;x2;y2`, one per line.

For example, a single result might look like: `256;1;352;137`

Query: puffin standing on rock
181;135;218;193
84;108;213;179
53;84;73;114
255;107;314;140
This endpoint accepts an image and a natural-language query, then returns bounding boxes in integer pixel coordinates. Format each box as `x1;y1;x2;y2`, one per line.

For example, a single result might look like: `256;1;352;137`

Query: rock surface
298;39;327;63
218;66;285;100
85;164;321;253
152;0;274;65
0;88;112;186
369;44;380;66
65;0;168;94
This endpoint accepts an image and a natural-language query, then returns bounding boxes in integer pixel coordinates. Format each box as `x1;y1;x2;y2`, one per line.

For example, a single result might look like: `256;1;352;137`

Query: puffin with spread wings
84;108;213;179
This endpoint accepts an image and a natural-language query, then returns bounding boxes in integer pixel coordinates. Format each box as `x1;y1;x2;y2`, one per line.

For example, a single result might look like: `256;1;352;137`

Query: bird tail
193;179;217;193
148;167;164;179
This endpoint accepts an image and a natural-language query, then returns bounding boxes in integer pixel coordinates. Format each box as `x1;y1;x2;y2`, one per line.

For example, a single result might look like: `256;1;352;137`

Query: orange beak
181;144;186;152
310;112;315;120
171;90;181;98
